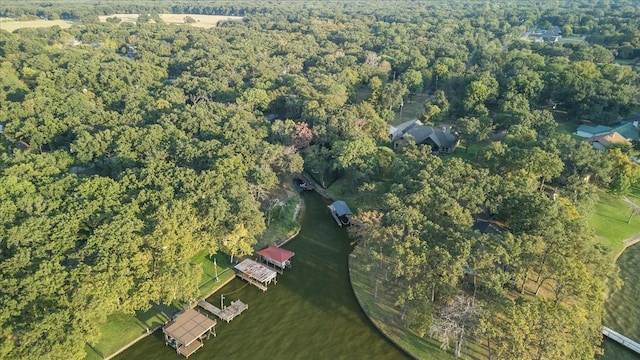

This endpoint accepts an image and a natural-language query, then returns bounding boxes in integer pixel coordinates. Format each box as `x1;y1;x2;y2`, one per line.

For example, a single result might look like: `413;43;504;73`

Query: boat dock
234;259;277;292
236;271;268;291
198;299;249;323
602;325;640;354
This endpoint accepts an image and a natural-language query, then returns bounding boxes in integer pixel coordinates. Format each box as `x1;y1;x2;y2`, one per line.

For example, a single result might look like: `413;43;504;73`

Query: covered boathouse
328;200;352;226
257;245;295;270
234;258;277;291
163;308;217;358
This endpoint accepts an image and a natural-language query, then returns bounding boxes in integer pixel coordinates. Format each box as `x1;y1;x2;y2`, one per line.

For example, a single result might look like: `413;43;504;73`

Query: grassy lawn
0;19;78;32
194;250;237;297
349;248;455;359
451;142;485;164
589;185;640;257
84;309;169;360
394;94;428;125
558;36;587;44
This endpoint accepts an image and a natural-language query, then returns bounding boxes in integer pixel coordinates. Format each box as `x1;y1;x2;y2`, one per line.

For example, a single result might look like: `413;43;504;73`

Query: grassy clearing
614;59;637;66
589;185;640;257
194;250;237;297
395;94;427;125
84;309;169;360
0;19;78;32
558;36;587;44
349;249;454;359
97;14;243;28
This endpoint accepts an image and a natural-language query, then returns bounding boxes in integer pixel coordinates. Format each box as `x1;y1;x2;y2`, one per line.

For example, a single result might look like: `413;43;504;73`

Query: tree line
1;0;639;359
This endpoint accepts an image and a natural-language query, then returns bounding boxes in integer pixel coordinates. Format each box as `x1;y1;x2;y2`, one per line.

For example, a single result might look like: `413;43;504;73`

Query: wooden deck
177;339;203;358
234;259;277;291
602;326;640;354
236;271;269;291
198;299;249;323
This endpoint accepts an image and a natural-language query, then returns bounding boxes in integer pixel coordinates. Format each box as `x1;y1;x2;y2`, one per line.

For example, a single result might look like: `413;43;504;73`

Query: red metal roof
257;245;295;263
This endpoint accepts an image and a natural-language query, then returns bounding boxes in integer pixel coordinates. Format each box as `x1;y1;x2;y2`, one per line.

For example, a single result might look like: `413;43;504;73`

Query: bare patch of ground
0;19;78;32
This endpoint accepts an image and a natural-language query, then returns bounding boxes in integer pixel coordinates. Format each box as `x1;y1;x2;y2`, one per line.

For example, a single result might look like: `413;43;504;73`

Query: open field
0;19;78;32
558;35;587;44
589;185;640;258
98;14;243;28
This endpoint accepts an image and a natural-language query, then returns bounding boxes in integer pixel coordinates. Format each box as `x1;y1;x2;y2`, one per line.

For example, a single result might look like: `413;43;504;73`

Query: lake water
115;191;407;360
600;244;640;360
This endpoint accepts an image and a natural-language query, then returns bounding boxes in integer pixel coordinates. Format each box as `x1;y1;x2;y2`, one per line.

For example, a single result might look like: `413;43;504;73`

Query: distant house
588;132;631;151
574;124;615;138
575;123;639;140
574;122;639;151
390;120;458;153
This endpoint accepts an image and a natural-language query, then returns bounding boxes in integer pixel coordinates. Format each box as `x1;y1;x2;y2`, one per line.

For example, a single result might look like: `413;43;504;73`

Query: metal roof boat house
328;200;352;227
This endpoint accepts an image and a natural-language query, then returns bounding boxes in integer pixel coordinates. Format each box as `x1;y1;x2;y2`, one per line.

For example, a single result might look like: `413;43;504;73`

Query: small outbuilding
257;245;295;269
328;200;352;227
163;308;217;358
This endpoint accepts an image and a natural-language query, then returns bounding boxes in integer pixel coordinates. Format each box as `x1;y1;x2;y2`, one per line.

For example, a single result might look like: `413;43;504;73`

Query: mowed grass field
0;19;78;32
589;184;640;258
98;14;243;28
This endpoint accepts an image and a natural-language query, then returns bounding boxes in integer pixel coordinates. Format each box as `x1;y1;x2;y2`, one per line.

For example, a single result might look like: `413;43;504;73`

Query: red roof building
257;245;295;269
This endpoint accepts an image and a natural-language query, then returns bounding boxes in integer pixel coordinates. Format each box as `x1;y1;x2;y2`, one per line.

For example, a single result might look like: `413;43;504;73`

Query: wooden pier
234;259;277;292
198;299;248;323
236;271;269;291
602;326;640;354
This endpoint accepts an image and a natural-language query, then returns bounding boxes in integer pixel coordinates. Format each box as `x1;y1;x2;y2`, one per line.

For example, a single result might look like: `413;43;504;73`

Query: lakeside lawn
349;250;454;359
84;309;169;360
589;184;640;257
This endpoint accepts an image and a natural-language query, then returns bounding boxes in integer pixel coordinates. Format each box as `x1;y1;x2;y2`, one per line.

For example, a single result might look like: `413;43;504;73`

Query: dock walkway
602;326;640;354
198;299;248;323
236;272;269;291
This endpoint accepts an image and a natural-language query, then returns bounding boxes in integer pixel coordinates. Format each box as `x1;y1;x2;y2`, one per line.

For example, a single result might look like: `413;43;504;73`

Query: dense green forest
1;0;640;359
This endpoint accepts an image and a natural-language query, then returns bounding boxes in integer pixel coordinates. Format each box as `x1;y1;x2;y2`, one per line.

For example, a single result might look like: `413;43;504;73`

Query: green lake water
115;192;408;360
600;244;640;360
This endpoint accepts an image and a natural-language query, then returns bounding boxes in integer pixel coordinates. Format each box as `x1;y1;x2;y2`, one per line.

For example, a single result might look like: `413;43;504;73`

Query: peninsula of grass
349;247;454;359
